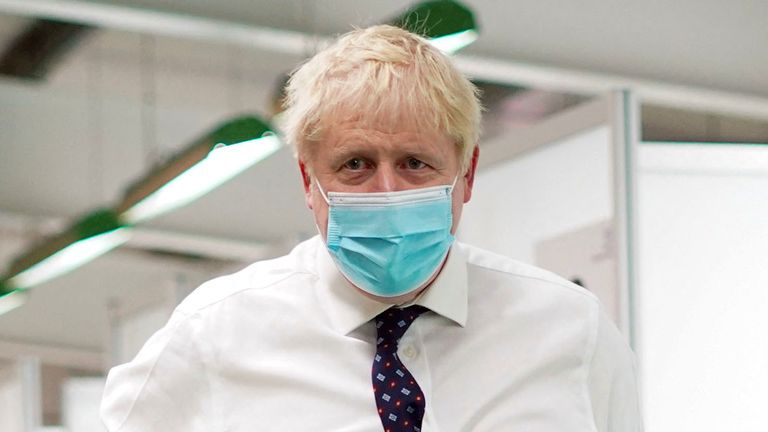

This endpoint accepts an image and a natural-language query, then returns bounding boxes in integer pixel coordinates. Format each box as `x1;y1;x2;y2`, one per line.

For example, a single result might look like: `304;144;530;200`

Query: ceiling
0;0;767;362
3;0;767;96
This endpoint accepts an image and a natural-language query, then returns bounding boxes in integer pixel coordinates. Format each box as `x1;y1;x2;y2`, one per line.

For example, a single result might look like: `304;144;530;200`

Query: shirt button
401;345;417;359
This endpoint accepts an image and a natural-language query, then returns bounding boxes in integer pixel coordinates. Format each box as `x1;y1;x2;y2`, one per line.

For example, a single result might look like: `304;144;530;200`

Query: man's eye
405;158;427;170
343;158;367;170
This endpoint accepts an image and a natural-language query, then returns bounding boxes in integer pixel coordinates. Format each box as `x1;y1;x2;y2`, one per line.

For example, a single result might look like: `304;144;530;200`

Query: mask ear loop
449;174;459;192
315;181;330;204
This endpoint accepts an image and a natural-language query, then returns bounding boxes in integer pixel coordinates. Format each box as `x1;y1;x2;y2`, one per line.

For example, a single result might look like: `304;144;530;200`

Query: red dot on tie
396;400;401;406
390;381;396;387
386;362;391;367
416;396;422;401
404;421;410;426
379;408;383;414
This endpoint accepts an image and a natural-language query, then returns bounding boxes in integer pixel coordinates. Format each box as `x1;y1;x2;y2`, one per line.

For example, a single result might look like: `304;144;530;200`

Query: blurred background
0;1;766;431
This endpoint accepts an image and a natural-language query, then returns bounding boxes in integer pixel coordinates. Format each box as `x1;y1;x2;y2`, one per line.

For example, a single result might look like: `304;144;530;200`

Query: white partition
461;125;613;262
0;360;26;432
459;92;638;333
636;143;768;431
62;377;107;432
0;358;42;432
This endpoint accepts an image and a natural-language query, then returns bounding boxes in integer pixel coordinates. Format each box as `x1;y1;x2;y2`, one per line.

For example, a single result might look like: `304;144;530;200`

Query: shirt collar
314;236;468;335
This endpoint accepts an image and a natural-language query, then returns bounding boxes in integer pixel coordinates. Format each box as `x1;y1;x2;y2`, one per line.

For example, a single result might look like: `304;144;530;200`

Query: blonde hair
280;25;481;172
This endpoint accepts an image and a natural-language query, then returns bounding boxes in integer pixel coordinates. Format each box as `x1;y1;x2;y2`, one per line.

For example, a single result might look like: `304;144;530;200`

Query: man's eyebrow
326;144;376;165
403;144;447;163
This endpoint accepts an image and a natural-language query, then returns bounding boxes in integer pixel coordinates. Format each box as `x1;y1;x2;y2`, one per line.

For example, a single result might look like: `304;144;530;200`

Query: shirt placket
397;317;439;432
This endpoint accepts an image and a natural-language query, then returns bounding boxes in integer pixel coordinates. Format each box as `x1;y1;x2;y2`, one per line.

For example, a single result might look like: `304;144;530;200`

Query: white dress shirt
101;236;642;431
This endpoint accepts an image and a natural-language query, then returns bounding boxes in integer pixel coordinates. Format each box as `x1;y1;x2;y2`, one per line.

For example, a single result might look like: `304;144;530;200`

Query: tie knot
375;305;429;345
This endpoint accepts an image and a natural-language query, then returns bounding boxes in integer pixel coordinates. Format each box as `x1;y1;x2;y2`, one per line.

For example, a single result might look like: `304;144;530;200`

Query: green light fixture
117;115;281;224
392;0;479;54
3;209;131;290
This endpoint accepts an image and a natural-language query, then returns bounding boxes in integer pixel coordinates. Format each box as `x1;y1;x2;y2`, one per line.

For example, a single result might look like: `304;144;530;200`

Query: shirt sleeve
587;310;644;432
100;311;213;432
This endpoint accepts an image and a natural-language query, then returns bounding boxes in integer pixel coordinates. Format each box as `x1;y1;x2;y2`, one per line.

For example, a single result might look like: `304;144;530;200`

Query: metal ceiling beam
454;55;768;122
0;18;92;79
0;0;313;56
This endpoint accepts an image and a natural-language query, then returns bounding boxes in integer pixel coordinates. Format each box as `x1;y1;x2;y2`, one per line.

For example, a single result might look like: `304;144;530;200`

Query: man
101;25;642;431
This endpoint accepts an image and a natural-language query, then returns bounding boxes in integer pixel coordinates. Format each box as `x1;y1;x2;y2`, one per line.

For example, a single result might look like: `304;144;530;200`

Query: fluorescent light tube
118;116;281;224
3;209;130;289
391;0;479;54
0;288;27;316
428;29;479;54
7;228;130;288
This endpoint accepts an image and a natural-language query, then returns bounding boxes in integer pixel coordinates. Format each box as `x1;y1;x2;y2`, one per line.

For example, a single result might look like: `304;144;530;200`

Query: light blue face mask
317;179;457;298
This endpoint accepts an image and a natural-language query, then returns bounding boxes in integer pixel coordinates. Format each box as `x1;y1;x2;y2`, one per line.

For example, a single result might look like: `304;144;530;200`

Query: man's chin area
347;252;451;305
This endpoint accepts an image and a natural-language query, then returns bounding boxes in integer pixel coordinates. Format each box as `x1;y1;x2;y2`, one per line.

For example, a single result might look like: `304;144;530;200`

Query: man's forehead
326;120;451;149
300;109;458;163
325;107;433;132
329;135;445;158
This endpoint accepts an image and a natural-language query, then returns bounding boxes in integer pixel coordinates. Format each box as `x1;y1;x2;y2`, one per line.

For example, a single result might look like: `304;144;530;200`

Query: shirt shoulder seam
582;295;601;431
467;260;600;303
177;270;315;315
113;309;192;431
114;271;313;430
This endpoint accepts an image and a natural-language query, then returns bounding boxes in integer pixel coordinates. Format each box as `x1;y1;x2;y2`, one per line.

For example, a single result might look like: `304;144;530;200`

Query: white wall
62;377;107;432
0;358;42;432
0;360;26;432
459;125;613;264
637;143;768;431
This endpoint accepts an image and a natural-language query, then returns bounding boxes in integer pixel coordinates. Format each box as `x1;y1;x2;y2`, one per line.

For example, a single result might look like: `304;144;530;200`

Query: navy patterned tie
372;305;429;432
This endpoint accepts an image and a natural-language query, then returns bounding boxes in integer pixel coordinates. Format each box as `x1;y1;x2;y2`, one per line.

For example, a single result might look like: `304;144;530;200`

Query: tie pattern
372;305;429;432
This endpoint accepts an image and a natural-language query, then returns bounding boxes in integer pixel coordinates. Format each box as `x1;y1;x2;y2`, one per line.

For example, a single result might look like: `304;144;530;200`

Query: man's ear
298;160;313;209
463;146;480;203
